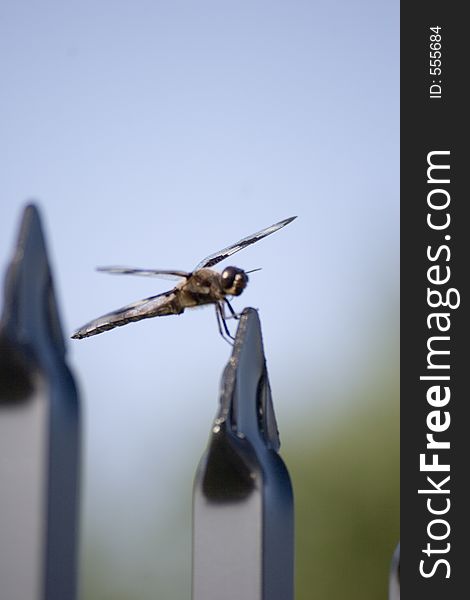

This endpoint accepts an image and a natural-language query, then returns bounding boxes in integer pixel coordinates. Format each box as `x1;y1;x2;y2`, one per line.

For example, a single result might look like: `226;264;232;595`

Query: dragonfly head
221;266;248;296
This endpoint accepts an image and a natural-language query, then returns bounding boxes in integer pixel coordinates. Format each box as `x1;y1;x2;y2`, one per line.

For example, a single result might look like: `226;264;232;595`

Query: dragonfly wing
97;266;190;280
194;216;296;269
71;289;180;339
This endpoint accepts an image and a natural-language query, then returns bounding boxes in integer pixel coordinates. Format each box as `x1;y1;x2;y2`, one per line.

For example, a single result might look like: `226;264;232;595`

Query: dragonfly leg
224;298;240;320
215;303;234;344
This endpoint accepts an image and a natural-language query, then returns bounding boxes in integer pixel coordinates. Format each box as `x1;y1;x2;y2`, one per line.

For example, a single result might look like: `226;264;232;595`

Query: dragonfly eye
221;266;248;296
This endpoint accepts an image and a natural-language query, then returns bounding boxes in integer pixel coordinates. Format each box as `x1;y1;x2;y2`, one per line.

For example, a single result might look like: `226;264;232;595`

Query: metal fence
0;205;399;599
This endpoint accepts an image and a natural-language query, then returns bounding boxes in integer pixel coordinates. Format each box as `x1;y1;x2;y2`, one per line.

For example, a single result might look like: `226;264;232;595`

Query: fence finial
193;308;294;600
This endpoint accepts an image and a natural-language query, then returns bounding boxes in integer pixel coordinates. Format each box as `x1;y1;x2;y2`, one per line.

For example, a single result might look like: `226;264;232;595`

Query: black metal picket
389;543;400;600
193;307;294;600
0;205;80;600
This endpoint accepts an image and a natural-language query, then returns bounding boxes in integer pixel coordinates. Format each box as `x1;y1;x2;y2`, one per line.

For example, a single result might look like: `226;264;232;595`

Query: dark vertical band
401;4;467;596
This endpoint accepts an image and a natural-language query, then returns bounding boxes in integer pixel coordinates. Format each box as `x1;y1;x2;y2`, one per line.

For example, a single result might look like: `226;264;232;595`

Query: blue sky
0;1;398;596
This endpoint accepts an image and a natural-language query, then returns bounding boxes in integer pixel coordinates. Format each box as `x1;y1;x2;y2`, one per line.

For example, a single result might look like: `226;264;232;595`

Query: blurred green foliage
286;371;399;599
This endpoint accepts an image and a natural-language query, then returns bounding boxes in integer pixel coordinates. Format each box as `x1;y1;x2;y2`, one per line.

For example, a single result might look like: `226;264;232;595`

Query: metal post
389;543;400;600
0;205;80;600
192;308;294;600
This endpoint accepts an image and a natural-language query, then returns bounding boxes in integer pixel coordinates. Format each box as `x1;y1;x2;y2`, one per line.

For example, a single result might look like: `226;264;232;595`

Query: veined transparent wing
194;216;296;270
97;266;190;280
71;289;176;339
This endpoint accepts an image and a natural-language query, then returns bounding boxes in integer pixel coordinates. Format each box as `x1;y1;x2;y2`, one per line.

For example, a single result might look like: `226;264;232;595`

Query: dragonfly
71;216;296;342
